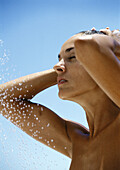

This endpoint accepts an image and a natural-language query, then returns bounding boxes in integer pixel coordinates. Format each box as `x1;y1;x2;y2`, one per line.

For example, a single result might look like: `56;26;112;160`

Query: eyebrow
58;47;74;59
65;47;74;52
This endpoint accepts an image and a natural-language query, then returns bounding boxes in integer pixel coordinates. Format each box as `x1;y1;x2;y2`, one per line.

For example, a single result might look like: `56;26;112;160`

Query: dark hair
77;30;107;35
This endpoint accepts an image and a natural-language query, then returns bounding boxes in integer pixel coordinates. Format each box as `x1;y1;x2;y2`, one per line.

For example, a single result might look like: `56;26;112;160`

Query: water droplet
39;137;42;139
13;80;16;84
19;83;22;86
15;117;18;120
47;123;50;127
19;95;22;98
8;117;11;121
3;95;7;99
41;107;43;111
29;129;33;132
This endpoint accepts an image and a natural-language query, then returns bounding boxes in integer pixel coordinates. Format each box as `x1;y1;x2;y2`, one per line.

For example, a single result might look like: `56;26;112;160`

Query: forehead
60;34;82;54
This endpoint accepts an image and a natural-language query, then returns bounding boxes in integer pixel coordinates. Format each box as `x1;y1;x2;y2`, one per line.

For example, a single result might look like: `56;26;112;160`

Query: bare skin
0;28;120;169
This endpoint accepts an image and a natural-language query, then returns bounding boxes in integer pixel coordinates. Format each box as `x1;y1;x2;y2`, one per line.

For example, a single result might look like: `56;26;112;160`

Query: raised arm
0;69;72;157
74;34;120;107
0;69;57;100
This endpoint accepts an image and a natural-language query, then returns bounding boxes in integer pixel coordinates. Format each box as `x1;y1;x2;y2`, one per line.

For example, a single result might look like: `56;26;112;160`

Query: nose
53;59;66;74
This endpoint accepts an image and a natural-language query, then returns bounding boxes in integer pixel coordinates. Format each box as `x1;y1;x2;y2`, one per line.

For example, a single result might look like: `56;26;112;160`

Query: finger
114;40;120;57
99;27;112;36
91;27;96;31
112;30;120;56
112;29;120;38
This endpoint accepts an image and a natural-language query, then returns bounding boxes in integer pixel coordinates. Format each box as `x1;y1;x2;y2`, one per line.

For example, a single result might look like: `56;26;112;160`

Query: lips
57;77;68;85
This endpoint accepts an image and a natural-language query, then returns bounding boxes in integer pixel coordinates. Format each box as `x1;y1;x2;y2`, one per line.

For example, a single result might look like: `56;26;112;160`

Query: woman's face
54;34;97;100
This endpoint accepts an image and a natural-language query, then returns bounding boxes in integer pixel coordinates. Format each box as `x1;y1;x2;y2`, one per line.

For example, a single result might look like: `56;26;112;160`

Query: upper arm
74;36;120;107
0;99;72;158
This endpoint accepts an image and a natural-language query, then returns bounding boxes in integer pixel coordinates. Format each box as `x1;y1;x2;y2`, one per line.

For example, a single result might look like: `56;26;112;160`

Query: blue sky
0;0;120;169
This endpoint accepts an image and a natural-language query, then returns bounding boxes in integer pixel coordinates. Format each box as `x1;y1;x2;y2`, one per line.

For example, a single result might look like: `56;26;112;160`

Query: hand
91;27;120;44
99;27;120;56
99;27;120;43
74;29;120;107
77;28;120;58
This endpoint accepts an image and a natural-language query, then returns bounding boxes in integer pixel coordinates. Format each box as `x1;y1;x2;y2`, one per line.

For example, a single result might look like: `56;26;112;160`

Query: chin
58;92;66;100
58;89;70;100
58;90;74;101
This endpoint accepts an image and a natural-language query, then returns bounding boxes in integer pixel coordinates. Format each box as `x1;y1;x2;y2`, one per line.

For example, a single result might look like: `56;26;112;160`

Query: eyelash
58;56;76;62
68;56;76;60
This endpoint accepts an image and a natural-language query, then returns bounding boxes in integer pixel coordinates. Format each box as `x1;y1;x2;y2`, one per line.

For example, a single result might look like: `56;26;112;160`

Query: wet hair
77;30;107;35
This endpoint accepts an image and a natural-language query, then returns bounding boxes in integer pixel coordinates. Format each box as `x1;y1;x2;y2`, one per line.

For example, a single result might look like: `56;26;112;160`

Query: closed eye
68;56;76;60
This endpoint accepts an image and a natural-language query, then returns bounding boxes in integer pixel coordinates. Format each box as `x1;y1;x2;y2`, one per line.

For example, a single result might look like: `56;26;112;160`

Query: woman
0;28;120;170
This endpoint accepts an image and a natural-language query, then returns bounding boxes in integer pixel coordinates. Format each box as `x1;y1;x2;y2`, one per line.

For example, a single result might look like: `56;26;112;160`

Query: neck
68;86;120;137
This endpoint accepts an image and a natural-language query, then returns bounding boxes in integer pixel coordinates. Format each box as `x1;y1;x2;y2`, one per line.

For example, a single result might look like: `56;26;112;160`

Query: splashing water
0;40;71;169
0;40;19;84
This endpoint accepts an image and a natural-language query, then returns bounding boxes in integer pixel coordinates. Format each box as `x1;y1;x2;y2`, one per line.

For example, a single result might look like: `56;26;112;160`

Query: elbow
74;38;99;62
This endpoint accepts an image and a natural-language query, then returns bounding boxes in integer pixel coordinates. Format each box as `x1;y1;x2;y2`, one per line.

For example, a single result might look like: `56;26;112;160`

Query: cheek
72;65;97;89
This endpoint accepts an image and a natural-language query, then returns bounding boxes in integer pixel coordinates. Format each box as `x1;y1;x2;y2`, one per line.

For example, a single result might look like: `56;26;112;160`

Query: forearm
0;69;57;100
74;36;120;107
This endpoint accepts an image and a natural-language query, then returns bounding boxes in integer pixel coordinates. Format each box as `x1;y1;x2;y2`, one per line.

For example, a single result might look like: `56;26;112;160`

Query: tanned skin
0;28;120;169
